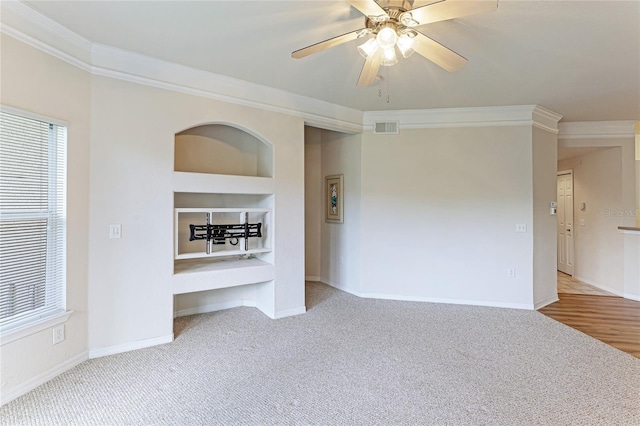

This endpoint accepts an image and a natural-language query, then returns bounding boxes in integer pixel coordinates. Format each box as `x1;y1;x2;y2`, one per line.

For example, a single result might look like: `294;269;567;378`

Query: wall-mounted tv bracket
189;212;262;254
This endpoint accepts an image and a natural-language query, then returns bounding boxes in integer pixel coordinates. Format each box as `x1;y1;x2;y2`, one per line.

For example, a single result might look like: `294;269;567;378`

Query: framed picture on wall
325;174;344;224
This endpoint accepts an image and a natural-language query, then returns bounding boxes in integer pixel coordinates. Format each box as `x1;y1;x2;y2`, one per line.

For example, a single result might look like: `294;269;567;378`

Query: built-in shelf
172;123;276;312
173;258;274;295
618;226;640;234
173;172;275;194
175;124;273;178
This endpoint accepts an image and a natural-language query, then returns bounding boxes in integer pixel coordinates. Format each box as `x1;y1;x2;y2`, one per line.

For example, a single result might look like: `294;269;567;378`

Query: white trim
273;306;306;319
0;23;92;72
88;334;174;359
90;64;363;135
573;275;624;298
363;105;561;132
559;121;637;140
0;350;88;406
0;104;69;127
624;293;640;302
534;295;559;310
0;311;72;346
174;300;256;318
358;292;535;310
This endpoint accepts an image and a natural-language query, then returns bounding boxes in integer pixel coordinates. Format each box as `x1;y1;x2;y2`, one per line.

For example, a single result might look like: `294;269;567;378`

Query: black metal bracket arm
189;223;262;245
188;212;262;253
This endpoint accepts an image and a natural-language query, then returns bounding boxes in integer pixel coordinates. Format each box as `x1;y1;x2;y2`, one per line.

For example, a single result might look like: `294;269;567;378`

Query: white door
557;172;574;275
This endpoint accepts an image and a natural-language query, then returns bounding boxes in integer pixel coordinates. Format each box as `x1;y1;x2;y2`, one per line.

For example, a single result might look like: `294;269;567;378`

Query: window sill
0;311;73;346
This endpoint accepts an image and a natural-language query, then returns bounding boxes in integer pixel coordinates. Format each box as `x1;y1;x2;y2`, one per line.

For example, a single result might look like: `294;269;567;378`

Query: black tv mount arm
189;212;262;253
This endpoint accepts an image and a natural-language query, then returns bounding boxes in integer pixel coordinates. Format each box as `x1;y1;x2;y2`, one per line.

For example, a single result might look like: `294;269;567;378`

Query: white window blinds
0;110;66;335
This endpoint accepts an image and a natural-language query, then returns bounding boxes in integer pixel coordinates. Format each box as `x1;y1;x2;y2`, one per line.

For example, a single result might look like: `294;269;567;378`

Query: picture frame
325;174;344;224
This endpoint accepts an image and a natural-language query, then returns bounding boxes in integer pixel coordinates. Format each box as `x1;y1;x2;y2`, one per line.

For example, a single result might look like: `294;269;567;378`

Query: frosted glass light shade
381;47;398;66
376;27;398;50
357;38;379;59
397;35;415;58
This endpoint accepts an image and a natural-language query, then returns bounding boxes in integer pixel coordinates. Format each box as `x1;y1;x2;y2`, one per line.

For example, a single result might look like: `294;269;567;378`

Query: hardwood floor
556;272;614;296
540;293;640;359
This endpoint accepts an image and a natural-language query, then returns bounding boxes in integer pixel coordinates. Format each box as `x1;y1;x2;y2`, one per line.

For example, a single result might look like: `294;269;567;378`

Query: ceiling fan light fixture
357;38;379;59
381;47;398;66
376;26;398;50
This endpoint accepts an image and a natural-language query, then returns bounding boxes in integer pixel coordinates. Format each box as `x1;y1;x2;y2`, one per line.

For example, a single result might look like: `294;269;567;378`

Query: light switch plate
515;224;527;233
580;219;585;226
109;224;122;239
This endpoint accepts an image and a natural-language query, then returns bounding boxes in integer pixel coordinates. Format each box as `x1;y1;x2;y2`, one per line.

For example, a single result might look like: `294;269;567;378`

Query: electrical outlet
340;256;344;265
52;324;65;345
506;268;516;278
109;224;121;239
515;224;527;233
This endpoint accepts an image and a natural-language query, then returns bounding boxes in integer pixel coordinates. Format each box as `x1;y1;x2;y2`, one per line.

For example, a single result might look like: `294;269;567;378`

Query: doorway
557;170;574;276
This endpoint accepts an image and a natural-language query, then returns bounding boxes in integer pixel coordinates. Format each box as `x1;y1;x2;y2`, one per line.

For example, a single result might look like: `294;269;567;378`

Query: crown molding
363;105;562;132
90;44;363;133
558;121;637;140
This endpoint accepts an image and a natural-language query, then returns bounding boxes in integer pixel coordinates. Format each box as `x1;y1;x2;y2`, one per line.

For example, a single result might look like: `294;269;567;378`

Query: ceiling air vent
373;121;399;135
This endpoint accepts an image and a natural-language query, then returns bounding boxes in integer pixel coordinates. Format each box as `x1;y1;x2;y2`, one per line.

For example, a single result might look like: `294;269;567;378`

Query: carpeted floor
1;282;639;425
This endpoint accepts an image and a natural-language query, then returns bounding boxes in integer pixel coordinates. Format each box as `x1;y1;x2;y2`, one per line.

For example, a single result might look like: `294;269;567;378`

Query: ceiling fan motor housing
365;2;417;38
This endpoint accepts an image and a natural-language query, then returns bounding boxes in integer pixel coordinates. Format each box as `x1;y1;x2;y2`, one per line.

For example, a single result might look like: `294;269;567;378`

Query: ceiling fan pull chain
386;66;390;104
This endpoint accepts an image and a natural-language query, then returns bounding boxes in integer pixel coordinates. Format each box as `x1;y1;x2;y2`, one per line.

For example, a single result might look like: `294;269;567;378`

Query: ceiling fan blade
412;31;468;72
409;0;498;26
345;0;389;19
292;29;367;59
411;0;445;8
357;50;382;87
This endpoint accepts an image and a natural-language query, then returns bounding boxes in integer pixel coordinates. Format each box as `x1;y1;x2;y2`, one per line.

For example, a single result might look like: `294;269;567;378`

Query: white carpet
1;282;639;425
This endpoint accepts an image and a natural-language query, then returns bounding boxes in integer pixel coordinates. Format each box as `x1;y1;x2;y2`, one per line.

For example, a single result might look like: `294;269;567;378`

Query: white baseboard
319;278;535;310
305;276;321;282
623;292;640;301
534;295;559;310
174;299;256;318
274;306;306;319
89;334;174;359
0;350;88;406
359;291;535;310
573;275;624;297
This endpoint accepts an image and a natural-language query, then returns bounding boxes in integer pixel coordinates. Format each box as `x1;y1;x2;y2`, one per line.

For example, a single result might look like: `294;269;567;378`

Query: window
0;108;67;339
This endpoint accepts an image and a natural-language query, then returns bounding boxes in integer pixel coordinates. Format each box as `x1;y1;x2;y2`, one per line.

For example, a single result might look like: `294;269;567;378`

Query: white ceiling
24;0;640;122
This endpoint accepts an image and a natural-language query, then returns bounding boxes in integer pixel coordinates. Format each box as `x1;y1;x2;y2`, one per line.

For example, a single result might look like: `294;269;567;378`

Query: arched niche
175;123;273;178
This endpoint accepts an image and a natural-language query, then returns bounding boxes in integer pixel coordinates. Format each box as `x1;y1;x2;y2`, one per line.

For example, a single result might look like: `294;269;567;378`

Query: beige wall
359;126;537;307
319;130;362;293
558;147;626;294
532;127;559;307
0;35;91;395
304;127;322;279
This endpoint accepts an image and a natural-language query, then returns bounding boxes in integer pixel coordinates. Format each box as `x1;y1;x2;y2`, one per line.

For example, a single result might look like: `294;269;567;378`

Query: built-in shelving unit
173;123;274;298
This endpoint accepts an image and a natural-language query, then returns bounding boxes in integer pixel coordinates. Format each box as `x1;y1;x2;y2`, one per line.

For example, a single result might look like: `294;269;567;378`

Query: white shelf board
173;258;274;295
173;172;274;194
175;248;271;260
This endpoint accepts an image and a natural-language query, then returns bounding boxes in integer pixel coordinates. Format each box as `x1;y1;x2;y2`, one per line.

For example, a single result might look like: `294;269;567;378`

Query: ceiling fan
292;0;498;87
